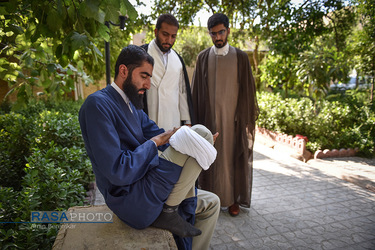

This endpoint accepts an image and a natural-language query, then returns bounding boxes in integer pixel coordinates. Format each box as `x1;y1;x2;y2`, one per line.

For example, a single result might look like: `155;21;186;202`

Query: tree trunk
371;77;374;104
284;80;288;98
356;72;359;89
372;55;374;104
253;35;260;90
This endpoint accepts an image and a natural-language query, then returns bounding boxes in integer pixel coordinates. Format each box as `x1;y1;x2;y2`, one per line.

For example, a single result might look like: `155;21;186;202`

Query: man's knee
208;192;220;214
196;189;220;214
160;146;189;167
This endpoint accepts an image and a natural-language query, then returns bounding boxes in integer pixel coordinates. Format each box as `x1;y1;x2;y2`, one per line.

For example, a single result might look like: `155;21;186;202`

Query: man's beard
214;36;228;49
122;74;145;110
155;35;172;53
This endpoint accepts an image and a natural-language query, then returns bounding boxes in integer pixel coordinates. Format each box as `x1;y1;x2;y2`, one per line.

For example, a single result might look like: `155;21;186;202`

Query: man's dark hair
114;45;154;79
155;13;179;30
207;13;229;30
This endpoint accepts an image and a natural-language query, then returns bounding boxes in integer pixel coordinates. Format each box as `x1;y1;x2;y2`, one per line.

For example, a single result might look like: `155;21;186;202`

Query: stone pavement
210;142;375;249
93;142;375;249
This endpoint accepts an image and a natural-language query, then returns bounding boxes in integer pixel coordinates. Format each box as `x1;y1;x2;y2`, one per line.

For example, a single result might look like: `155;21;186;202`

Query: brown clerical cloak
191;46;259;207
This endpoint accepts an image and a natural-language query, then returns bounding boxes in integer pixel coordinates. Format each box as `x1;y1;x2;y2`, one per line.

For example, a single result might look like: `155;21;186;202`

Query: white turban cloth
169;125;217;170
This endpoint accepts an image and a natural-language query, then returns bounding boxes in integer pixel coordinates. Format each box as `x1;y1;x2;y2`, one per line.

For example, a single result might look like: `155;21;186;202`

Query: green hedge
256;91;375;157
0;100;94;249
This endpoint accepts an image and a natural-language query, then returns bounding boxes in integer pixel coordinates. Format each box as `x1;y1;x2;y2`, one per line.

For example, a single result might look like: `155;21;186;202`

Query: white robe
146;39;190;130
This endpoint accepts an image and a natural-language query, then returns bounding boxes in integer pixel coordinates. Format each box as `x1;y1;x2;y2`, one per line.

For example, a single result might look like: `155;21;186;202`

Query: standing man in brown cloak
191;13;259;216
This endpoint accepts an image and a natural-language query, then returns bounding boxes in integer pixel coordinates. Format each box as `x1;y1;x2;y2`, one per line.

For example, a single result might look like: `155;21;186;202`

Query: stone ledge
52;205;177;250
255;127;312;162
314;148;358;159
255;127;359;162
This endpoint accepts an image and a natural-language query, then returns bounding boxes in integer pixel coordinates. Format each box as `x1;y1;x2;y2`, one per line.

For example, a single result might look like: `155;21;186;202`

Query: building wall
82;79;107;99
0;80;14;103
0;78;107;103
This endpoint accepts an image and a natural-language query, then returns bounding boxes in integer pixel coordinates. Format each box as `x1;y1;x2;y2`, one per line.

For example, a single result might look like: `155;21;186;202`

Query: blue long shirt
79;85;182;229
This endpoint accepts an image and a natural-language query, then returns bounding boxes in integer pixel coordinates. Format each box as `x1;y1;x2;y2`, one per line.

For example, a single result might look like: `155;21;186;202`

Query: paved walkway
210;142;375;249
92;142;375;249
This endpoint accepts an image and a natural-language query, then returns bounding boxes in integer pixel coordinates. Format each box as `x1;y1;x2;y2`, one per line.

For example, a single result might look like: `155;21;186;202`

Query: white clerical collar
111;82;133;113
212;42;229;56
151;39;171;67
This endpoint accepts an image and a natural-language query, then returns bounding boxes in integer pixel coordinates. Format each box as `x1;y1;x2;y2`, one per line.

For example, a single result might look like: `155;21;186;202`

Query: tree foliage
0;0;138;108
351;0;375;88
295;36;351;100
1;0;373;105
258;1;372;101
147;0;352;92
172;27;212;67
259;53;298;96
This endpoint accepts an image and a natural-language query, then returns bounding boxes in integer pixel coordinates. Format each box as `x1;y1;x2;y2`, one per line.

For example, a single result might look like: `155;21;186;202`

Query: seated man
79;45;220;250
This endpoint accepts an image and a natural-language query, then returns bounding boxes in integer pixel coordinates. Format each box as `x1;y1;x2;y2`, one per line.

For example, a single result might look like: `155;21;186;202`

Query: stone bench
52;205;177;250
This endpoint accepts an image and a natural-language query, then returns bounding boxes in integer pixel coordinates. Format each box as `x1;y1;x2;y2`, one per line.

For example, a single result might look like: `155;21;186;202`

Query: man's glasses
209;29;226;37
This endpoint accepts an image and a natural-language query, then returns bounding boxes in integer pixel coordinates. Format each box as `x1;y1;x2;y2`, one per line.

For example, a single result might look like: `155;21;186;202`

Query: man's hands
151;127;219;147
151;127;179;147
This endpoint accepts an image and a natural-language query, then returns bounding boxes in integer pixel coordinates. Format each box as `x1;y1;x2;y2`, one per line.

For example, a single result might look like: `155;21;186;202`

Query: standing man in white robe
142;14;194;130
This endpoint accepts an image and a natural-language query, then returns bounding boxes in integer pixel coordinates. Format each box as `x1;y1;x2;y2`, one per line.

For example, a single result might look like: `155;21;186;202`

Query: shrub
257;92;316;136
32;110;84;150
256;91;375;156
0;145;91;249
0;113;34;190
0;100;93;249
24;148;88;211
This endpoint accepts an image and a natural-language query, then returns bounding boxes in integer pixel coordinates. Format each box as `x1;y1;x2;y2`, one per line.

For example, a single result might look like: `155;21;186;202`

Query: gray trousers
160;147;220;250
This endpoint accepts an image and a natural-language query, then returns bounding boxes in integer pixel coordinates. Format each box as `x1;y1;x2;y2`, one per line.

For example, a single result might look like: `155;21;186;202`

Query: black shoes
151;204;202;238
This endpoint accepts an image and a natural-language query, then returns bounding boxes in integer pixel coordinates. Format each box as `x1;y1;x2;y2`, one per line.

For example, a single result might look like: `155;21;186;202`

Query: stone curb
256;127;359;162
